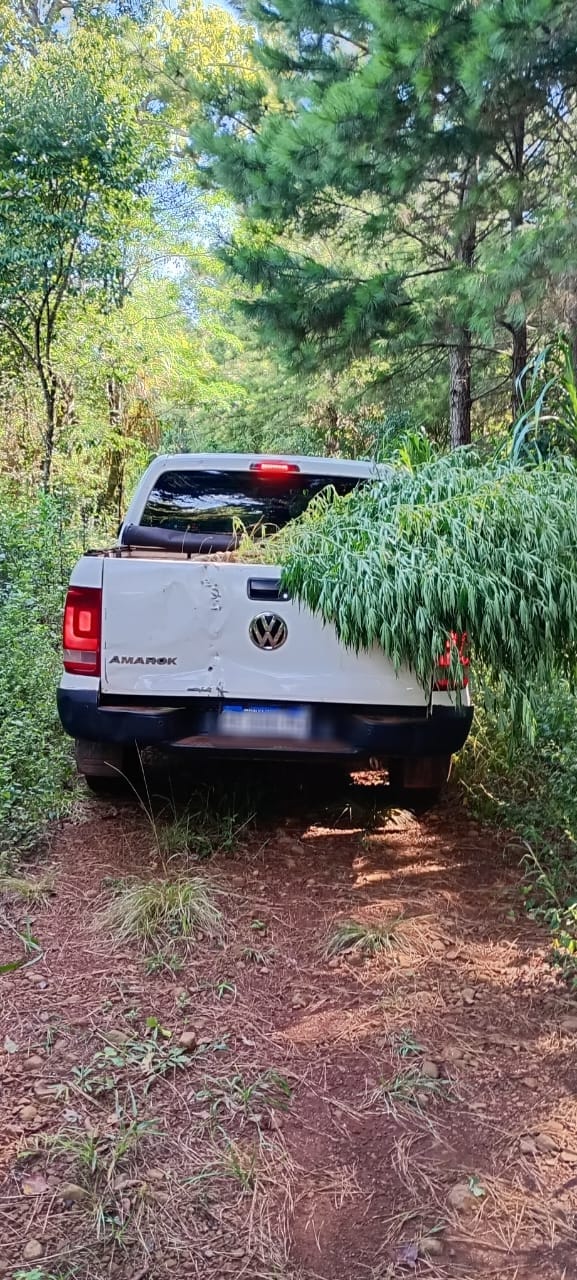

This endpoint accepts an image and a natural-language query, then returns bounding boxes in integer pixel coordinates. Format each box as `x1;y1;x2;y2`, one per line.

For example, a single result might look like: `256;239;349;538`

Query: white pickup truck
57;452;472;795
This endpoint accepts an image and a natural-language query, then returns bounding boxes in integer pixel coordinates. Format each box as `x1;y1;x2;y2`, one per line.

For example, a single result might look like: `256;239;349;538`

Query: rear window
140;469;360;535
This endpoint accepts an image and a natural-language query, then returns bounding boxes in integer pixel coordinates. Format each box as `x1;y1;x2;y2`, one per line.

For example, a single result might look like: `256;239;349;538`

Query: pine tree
460;0;577;412
186;0;577;444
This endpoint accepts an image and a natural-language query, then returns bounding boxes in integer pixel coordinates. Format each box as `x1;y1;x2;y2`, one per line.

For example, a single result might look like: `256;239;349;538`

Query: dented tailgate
101;558;427;706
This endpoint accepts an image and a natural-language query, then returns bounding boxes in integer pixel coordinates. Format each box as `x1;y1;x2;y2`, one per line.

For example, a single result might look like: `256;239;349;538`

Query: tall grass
512;335;577;461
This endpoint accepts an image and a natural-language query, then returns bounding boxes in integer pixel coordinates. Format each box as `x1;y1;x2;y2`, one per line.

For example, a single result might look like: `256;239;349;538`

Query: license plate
219;704;311;740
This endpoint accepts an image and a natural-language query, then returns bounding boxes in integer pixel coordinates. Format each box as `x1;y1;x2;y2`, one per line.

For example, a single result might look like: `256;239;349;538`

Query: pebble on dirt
419;1236;443;1256
22;1054;44;1072
104;1028;134;1046
19;1104;38;1122
178;1030;197;1050
22;1239;44;1261
447;1182;478;1212
60;1182;91;1204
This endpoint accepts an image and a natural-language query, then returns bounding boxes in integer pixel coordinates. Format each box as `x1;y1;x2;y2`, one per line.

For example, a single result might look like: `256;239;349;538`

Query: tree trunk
323;401;339;455
511;318;528;416
102;376;125;520
40;376;58;491
510;115;527;418
449;330;472;448
562;274;577;370
448;164;476;449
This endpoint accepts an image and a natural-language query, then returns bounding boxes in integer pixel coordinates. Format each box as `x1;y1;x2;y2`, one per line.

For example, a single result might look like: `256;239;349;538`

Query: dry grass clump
0;871;55;903
95;875;223;949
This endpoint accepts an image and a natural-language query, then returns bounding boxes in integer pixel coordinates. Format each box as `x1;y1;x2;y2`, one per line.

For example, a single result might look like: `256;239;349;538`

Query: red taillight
433;631;469;691
250;461;301;476
63;586;102;676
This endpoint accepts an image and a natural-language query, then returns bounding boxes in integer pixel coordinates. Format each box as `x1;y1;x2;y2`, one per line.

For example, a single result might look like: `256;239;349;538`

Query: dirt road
1;773;577;1279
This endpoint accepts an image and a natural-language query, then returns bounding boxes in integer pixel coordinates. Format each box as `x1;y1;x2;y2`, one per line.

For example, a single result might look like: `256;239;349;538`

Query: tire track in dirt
1;776;577;1280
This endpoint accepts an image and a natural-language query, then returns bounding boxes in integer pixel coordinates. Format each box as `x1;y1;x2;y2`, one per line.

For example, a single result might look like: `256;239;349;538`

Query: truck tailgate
100;558;427;706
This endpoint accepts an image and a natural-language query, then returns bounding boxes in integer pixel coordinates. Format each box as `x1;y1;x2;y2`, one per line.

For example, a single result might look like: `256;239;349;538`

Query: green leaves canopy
0;26;164;485
0;30;160;323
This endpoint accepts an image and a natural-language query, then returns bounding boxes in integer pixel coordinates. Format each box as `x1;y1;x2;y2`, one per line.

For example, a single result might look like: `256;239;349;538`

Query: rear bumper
57;689;473;761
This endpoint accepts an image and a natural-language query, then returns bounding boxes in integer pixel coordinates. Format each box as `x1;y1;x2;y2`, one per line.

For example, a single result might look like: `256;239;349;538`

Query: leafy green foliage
457;340;577;974
13;1272;62;1280
462;683;577;982
0;488;88;864
144;949;185;976
71;1034;191;1097
390;1029;426;1059
267;451;577;732
0;26;163;484
46;1116;157;1181
44;1116;159;1243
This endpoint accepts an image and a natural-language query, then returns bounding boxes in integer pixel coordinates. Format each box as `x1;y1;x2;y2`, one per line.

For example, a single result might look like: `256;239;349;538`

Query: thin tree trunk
103;451;125;522
511;316;528;416
449;329;472;448
40;376;58;491
569;319;577;374
510;115;527;417
562;274;577;370
323;401;339;455
448;164;476;449
102;376;125;519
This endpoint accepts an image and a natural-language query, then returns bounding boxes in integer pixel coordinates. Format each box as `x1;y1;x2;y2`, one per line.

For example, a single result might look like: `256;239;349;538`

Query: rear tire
403;788;444;814
83;773;127;796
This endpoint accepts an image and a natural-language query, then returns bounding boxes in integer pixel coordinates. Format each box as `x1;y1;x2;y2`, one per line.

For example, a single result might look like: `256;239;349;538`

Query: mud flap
389;754;452;790
74;739;132;779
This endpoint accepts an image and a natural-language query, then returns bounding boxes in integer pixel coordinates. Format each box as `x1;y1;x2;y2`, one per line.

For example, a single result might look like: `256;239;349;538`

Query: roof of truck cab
146;452;390;478
122;453;391;534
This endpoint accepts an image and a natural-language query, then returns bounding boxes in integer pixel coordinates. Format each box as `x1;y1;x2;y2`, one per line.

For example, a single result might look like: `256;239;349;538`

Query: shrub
461;682;577;980
0;487;87;862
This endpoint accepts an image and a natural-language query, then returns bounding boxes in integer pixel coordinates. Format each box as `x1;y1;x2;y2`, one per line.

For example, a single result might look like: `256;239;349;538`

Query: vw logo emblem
249;613;288;650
